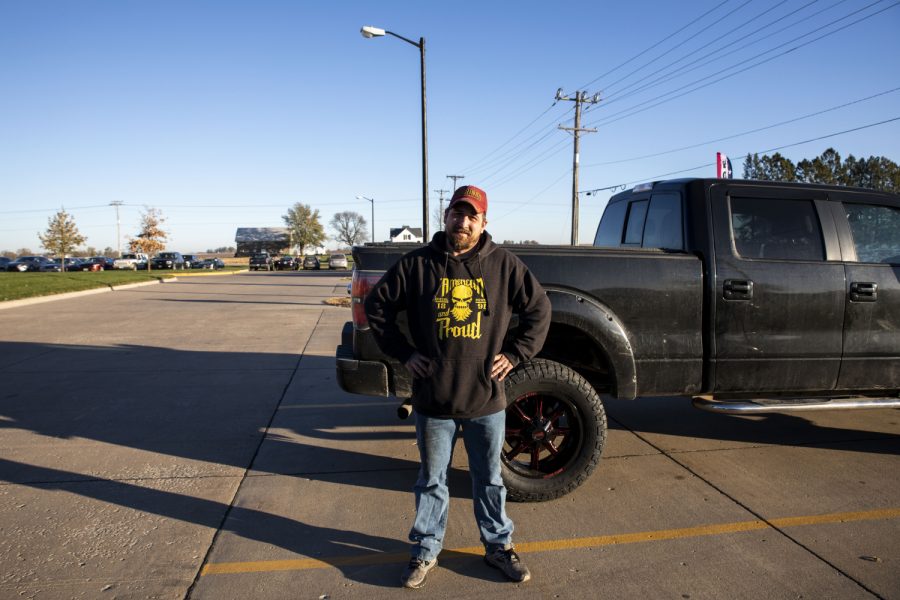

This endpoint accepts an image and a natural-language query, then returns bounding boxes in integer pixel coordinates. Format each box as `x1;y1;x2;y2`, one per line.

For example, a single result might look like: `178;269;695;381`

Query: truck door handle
849;282;877;302
724;279;753;300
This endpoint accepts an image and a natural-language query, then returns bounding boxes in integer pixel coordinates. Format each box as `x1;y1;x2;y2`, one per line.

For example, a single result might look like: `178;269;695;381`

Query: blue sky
2;0;899;253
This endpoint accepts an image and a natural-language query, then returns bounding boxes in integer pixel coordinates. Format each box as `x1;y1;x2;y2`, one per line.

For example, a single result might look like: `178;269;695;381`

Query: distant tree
744;148;898;193
283;203;325;255
1;250;15;259
103;246;118;258
207;246;236;254
330;211;368;247
128;208;168;270
38;209;87;269
15;247;34;256
84;246;99;257
432;203;445;235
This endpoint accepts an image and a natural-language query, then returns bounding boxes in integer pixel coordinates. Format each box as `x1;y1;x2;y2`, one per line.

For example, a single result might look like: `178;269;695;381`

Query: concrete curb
171;269;248;278
0;278;167;311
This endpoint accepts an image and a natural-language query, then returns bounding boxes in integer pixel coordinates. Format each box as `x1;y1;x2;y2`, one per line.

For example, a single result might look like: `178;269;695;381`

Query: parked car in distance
0;257;10;271
151;252;186;270
64;257;86;270
80;256;115;271
41;257;85;272
113;253;149;270
182;254;199;269
249;253;275;271
328;253;349;270
302;255;320;270
7;256;53;272
196;258;225;270
276;255;297;271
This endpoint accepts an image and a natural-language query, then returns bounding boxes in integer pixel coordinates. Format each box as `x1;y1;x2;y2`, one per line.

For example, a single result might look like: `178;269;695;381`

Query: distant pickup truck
249;253;275;271
336;178;900;501
112;253;149;270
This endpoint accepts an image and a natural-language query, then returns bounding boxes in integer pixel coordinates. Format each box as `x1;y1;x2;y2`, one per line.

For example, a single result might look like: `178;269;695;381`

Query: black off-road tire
502;358;607;502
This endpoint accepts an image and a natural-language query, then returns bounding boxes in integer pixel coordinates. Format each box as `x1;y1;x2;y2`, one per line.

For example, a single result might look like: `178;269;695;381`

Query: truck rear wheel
502;358;606;502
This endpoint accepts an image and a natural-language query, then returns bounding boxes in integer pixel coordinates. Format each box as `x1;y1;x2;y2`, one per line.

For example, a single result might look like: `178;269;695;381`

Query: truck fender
544;287;637;400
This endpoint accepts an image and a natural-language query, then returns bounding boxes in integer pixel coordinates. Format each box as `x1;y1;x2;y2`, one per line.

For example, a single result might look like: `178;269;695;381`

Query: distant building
389;225;424;243
234;227;290;257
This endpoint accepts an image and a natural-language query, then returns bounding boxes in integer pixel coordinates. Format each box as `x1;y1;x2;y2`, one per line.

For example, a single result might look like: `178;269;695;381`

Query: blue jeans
409;410;514;561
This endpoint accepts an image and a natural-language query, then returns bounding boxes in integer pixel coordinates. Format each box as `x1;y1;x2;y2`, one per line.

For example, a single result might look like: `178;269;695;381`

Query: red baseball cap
447;185;487;214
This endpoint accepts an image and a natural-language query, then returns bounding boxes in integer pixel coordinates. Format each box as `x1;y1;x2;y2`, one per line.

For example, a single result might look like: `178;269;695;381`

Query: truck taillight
350;269;382;330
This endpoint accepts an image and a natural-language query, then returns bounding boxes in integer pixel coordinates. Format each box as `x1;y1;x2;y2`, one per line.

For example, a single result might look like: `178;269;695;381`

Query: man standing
364;185;551;588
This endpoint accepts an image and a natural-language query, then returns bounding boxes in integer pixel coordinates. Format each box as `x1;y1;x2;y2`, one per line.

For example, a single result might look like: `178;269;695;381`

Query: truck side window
843;203;900;263
730;197;825;261
594;200;628;246
623;200;649;245
642;193;683;250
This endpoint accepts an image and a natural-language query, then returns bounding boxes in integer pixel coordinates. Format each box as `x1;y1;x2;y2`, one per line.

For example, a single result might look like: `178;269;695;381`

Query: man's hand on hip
492;354;514;381
405;352;435;378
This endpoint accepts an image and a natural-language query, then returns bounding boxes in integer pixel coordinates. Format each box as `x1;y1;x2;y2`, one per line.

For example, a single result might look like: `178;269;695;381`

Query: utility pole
446;174;465;192
434;188;449;229
556;89;600;245
109;201;123;257
435;189;449;214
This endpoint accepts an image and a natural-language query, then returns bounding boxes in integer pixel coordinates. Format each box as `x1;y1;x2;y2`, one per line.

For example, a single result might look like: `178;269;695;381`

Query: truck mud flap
335;343;391;397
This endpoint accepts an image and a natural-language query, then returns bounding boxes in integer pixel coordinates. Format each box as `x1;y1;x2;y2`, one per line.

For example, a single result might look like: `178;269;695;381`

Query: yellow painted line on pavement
200;506;900;576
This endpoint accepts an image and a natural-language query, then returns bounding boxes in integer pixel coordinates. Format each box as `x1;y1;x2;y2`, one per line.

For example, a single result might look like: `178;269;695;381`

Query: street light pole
356;195;375;242
360;25;429;241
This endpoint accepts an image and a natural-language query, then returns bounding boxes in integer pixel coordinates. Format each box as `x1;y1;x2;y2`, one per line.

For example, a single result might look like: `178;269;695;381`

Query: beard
447;227;478;253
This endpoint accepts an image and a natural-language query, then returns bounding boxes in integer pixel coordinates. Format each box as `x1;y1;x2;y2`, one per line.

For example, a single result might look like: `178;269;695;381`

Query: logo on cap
448;185;488;214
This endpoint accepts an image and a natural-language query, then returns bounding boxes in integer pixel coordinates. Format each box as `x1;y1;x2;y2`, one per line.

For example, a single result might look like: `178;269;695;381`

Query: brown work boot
484;546;531;582
400;557;437;589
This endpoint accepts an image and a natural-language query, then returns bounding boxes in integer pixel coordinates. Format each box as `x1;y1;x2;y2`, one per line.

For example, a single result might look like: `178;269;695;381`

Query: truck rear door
829;196;900;390
708;183;845;393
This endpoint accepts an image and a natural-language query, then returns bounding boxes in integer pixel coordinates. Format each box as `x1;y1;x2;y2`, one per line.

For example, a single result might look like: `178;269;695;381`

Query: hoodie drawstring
466;254;491;316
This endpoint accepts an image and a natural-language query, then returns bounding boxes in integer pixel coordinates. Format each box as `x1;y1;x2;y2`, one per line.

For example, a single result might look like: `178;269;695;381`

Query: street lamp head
360;26;386;38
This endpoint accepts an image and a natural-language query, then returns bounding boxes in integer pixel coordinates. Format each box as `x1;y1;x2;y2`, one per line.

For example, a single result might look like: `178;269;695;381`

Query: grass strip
0;271;176;302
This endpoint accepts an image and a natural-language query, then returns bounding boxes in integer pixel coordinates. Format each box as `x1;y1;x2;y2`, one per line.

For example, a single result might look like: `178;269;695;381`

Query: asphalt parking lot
0;271;898;599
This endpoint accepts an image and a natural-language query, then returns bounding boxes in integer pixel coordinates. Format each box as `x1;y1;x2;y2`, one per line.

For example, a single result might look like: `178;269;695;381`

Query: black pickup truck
336;178;900;501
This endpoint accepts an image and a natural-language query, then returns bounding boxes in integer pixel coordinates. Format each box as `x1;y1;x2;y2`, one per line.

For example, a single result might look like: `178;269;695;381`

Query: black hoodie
364;231;551;418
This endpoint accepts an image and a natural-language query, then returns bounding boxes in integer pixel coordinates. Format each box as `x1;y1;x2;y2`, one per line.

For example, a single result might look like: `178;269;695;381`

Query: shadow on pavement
1;340;897;587
602;394;900;452
0;341;473;587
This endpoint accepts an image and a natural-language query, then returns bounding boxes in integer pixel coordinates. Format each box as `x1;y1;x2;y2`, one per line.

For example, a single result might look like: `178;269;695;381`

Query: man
364;185;551;588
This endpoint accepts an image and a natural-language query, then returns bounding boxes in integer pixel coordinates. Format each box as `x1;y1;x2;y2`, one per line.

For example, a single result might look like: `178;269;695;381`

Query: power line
599;0;758;95
599;0;852;108
583;85;900;167
585;0;898;129
456;103;563;174
488;137;572;189
493;168;573;220
476;128;561;182
577;0;736;91
462;112;568;177
579;115;900;195
602;0;821;104
0;203;110;215
467;1;895;193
